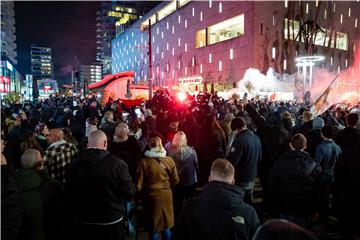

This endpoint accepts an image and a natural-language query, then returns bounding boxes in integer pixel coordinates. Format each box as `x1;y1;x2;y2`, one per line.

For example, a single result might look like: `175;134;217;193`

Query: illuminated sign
178;76;203;85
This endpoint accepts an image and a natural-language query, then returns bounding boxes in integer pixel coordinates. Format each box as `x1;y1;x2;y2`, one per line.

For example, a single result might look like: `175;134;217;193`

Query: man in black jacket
335;113;360;151
174;158;259;240
227;117;262;204
66;130;135;240
267;133;321;227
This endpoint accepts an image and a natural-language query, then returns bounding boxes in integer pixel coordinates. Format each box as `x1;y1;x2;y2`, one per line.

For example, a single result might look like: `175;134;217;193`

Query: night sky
15;1;100;85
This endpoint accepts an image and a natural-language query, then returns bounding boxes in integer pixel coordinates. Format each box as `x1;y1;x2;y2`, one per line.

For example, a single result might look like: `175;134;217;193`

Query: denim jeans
126;201;137;240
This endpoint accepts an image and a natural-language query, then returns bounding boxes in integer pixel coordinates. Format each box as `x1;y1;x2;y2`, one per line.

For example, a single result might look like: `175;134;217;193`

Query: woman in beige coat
136;136;179;240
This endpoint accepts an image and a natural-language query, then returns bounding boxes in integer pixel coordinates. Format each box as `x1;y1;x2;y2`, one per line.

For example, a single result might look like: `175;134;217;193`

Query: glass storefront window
336;32;348;50
208;14;244;45
196;29;206;48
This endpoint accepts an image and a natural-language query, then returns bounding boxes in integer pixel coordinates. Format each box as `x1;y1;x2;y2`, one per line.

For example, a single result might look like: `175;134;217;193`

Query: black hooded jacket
267;150;322;217
65;148;136;223
174;181;259;240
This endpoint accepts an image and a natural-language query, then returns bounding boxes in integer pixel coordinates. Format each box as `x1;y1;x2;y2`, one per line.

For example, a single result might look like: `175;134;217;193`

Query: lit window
340;14;343;24
178;38;181;46
161;52;164;59
219;61;222;71
185;43;188;52
272;47;276;58
230;48;234;60
209;0;212;8
152;36;155;43
348;8;351;17
172;48;175;56
172;69;175;77
192;57;195;67
355;18;358;28
196;29;206;48
306;3;309;14
209;53;212;63
172;26;175;34
208;14;245;45
335;32;348;50
200;12;203;21
179;0;191;8
152;55;155;62
219;2;222;13
272;15;275;26
345;58;348;68
192;8;195;16
167;22;169;29
330;56;333;66
178;61;181;69
157;28;159;35
283;59;287;70
185;19;188;28
338;66;340;73
185;67;188;76
161;31;164;39
333;2;336;12
200;64;203;74
166;43;169;51
178;15;181;24
284;0;288;8
158;0;176;21
157;47;159;54
324;9;327;19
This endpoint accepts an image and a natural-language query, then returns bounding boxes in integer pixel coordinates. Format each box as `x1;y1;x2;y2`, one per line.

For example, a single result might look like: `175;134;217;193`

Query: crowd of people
1;90;360;240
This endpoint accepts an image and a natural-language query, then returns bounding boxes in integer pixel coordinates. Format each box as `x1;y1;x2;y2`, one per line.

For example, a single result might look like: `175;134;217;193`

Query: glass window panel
158;0;176;21
208;14;244;45
196;29;206;48
336;32;348;50
179;0;192;8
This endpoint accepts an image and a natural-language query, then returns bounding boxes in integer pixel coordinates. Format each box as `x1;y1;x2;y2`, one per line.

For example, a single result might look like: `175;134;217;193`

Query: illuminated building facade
1;0;17;65
80;61;103;84
96;2;138;75
112;1;359;92
0;55;23;95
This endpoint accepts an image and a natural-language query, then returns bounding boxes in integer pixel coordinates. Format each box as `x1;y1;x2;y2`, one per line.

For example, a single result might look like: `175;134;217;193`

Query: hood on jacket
201;181;245;209
77;148;109;167
144;147;166;158
279;150;318;178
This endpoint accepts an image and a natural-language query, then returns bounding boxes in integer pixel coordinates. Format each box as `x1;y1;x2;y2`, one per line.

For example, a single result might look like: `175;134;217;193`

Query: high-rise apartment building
31;44;53;81
80;61;103;84
1;0;17;65
96;1;138;75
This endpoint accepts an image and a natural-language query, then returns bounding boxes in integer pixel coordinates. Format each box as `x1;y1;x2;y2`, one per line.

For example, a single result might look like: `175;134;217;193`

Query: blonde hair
170;131;188;152
104;111;113;121
149;136;164;152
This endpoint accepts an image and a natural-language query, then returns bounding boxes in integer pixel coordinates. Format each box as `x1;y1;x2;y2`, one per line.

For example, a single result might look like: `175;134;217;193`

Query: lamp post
148;18;153;99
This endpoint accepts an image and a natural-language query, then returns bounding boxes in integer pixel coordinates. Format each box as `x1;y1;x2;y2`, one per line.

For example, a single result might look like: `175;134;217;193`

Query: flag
311;74;339;116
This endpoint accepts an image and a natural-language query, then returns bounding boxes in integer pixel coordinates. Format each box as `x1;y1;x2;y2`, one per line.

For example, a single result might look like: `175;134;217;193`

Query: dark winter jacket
15;169;64;240
335;127;360;151
174;181;259;240
99;121;117;142
305;129;322;158
145;116;157;134
65;148;136;223
227;129;262;184
267;150;322;217
1;165;23;240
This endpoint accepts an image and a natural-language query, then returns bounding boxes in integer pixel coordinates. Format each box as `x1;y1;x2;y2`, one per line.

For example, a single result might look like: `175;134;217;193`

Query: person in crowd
198;115;226;183
44;128;78;184
335;112;360;151
252;219;318;240
168;131;199;218
145;109;157;135
315;125;342;225
299;111;314;135
135;136;179;240
1;140;23;240
174;158;259;240
35;123;50;151
335;146;360;239
15;149;64;240
227;117;262;204
267;133;322;227
220;112;235;153
305;116;325;158
100;111;117;142
66;130;135;240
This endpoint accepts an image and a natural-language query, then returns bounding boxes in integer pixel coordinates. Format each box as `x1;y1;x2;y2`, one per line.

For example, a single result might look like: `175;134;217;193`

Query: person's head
104;111;114;123
114;122;130;142
21;149;43;169
149;136;164;152
47;128;64;144
252;219;318;240
90;100;97;108
290;133;307;151
209;158;235;184
85;123;98;137
321;125;335;140
312;117;324;130
230;117;247;133
347;113;359;127
88;130;107;150
302;111;313;123
35;123;49;136
171;131;188;151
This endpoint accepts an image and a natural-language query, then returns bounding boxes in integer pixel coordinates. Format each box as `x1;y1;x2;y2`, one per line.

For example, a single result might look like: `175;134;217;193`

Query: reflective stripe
81;216;123;226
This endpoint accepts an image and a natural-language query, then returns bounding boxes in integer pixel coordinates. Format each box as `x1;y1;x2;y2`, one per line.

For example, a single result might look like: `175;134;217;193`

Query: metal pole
148;19;153;99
